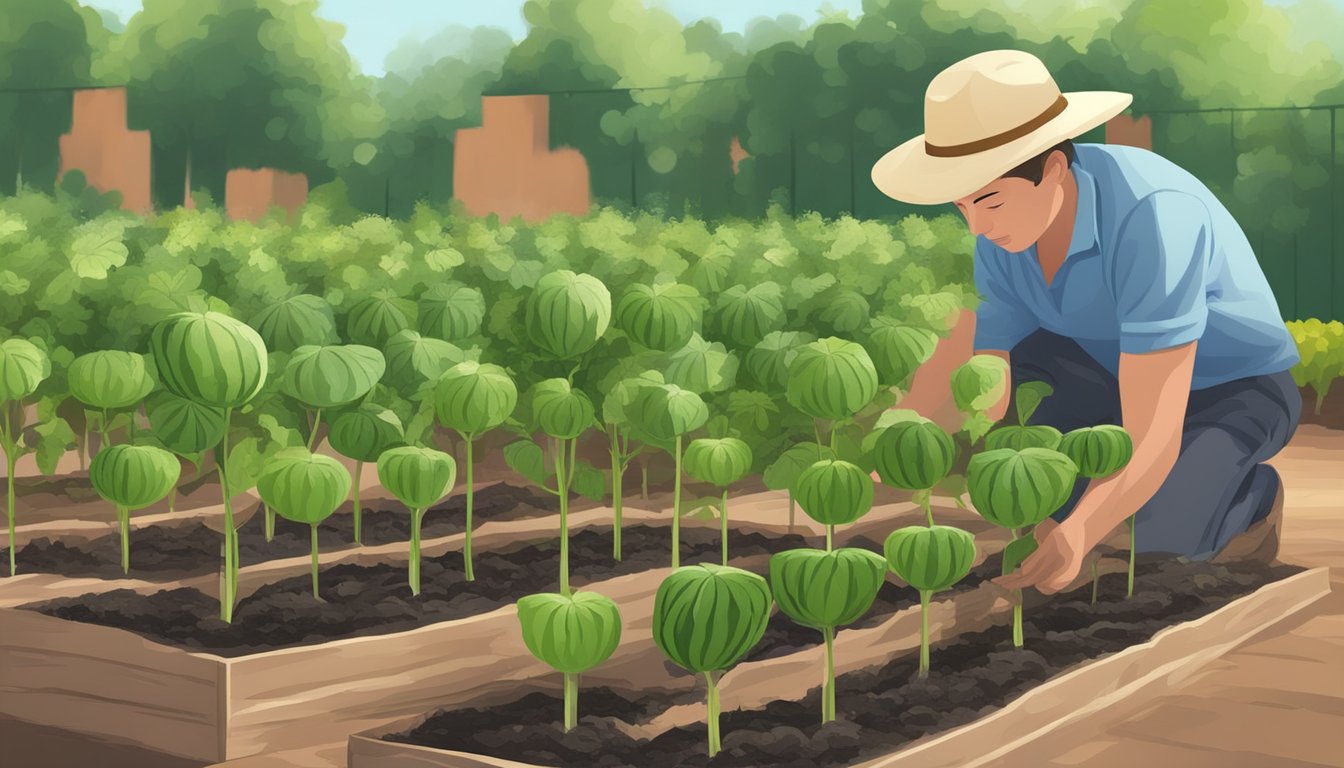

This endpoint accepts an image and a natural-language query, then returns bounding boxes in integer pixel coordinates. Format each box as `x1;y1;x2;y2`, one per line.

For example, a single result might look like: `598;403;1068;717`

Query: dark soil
1298;386;1344;430
1;482;559;579
386;558;1301;768
25;524;812;657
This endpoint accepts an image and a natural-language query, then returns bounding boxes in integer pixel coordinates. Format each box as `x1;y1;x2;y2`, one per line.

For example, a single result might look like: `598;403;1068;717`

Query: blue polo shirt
972;143;1299;390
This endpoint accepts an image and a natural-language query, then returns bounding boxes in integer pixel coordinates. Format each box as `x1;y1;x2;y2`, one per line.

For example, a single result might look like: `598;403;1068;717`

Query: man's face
951;151;1072;254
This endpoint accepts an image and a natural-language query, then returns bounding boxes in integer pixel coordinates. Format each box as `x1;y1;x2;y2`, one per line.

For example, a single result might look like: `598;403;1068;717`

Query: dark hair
999;140;1076;184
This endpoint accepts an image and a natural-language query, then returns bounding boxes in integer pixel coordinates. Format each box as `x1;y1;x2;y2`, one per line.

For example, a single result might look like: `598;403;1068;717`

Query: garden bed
0;495;964;764
348;561;1329;768
1;481;558;579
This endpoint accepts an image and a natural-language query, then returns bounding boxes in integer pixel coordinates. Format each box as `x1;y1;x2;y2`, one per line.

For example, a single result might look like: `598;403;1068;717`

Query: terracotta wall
730;135;749;175
58;88;152;215
224;168;309;222
1106;114;1152;150
453;95;590;223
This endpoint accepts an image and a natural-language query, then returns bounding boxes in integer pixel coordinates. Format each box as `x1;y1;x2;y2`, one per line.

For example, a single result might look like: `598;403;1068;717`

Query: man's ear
1041;150;1070;185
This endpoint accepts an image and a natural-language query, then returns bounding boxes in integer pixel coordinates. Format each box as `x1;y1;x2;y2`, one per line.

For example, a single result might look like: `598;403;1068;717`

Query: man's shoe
1212;473;1284;566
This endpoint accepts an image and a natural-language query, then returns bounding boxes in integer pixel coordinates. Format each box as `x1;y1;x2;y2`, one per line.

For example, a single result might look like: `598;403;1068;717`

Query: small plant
774;457;884;723
150;311;268;622
250;294;340;353
327;406;404;545
884;524;976;677
1058;425;1135;596
1286;318;1344;415
984;381;1061;450
629;382;709;568
66;351;156;455
256;449;352;597
0;337;50;577
88;443;180;573
280;344;386;450
529;378;597;595
516;590;623;732
433;361;517;580
950;354;1010;444
683;437;753;564
967;447;1079;647
376;446;457;595
144;391;226;515
653;564;771;757
871;414;956;525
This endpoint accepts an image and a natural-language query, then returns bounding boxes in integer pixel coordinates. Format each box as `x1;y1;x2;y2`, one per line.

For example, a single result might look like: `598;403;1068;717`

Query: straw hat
871;50;1133;205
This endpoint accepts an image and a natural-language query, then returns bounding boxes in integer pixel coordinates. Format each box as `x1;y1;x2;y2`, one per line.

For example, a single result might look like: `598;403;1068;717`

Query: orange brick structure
1106;114;1152;150
730;136;749;174
224;168;309;222
453;95;590;223
58;88;152;215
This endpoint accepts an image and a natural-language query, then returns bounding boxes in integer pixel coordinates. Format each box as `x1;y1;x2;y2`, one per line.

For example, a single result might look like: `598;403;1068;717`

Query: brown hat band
924;94;1070;158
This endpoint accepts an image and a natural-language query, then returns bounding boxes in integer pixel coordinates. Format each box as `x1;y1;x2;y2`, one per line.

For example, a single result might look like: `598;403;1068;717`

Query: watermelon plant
763;441;835;532
88;443;180;573
433;361;517;580
144;391;226;516
883;525;976;677
683;437;752;564
515;590;623;732
0;338;50;576
786;337;879;452
383;330;464;399
417;282;485;342
250;294;339;353
327;405;405;545
629;382;708;568
984;381;1061;451
773;458;884;722
525;270;611;360
950;354;1010;444
376;446;457;595
967;447;1079;647
1058;425;1135;596
871;414;956;525
66;351;156;455
596;368;660;560
149;311;267;622
653;563;772;757
256;449;352;597
529;378;597;595
346;292;414;348
280;344;386;450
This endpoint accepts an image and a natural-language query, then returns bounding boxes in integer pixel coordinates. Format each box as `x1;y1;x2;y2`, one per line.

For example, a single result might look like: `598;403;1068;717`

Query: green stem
168;485;176;514
610;426;623;561
464;436;475;581
1012;594;1023;648
720;489;729;566
788;492;795;532
813;422;823;458
5;453;15;578
409;507;423;595
352;461;363;545
555;437;570;597
310;523;320;598
100;408;109;455
826;523;834;552
563;672;577;732
217;408;236;623
704;672;721;757
118;506;130;574
641;458;648;500
79;419;88;470
1091;560;1099;605
231;523;240;600
306;407;323;451
264;502;274;542
918;590;931;678
1316;391;1325;416
672;434;682;569
922;494;934;527
829;420;837;453
1127;516;1136;599
822;626;836;723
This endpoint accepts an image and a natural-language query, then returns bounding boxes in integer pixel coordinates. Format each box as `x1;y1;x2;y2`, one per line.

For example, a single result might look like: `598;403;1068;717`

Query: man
870;50;1301;595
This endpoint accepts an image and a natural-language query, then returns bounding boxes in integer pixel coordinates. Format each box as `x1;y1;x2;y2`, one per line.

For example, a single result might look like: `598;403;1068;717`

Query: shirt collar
1067;160;1100;256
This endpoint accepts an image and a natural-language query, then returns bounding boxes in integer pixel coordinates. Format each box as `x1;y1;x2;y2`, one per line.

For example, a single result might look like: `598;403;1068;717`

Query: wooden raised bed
0;492;970;764
343;567;1332;768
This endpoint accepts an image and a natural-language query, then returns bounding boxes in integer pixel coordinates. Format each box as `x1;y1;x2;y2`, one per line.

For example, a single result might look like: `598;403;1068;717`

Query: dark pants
1003;330;1301;560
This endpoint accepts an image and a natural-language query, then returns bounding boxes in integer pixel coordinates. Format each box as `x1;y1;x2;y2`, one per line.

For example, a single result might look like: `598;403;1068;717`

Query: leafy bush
1287;318;1344;414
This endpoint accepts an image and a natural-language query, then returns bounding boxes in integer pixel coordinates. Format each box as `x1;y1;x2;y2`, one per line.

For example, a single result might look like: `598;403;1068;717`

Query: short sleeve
1109;191;1211;355
972;240;1039;352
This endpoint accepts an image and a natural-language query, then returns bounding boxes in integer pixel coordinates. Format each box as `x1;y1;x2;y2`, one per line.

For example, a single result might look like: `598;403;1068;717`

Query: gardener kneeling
870;50;1302;594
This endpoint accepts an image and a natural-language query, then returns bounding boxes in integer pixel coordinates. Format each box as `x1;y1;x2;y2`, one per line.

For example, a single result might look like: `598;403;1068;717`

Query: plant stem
79;419;88;470
922;494;934;527
168;486;176;514
826;523;834;552
306;407;323;451
310;523;320;598
610;425;623;561
563;672;577;732
264;503;274;541
813;422;823;458
1091;561;1099;604
1012;594;1024;648
788;493;795;532
672;433;682;569
217;408;236;623
118;506;130;574
704;672;721;757
464;436;475;581
409;507;423;595
720;489;729;565
641;458;648;500
352;461;363;545
822;626;836;723
555;437;570;597
1127;516;1136;598
1316;391;1325;416
918;590;931;678
5;454;15;577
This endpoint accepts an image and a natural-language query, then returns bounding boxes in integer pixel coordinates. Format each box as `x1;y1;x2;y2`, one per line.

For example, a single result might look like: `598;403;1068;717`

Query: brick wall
58;88;152;215
1106;114;1152;150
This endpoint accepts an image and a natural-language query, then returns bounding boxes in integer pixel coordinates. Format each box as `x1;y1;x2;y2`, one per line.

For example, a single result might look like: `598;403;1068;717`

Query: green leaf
963;411;995;444
572;460;605;501
505;439;548;486
1014;381;1054;426
68;220;129;280
424;247;465;272
32;416;77;475
1002;536;1039;576
0;270;30;296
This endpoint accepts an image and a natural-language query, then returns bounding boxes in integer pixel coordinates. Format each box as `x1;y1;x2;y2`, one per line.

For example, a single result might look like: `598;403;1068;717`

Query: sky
89;0;1332;78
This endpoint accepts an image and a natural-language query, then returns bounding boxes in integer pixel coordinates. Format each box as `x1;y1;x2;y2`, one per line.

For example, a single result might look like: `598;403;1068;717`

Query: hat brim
870;91;1134;205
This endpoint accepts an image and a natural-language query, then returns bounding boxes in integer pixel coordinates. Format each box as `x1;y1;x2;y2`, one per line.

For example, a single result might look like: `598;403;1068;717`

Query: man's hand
994;520;1088;595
